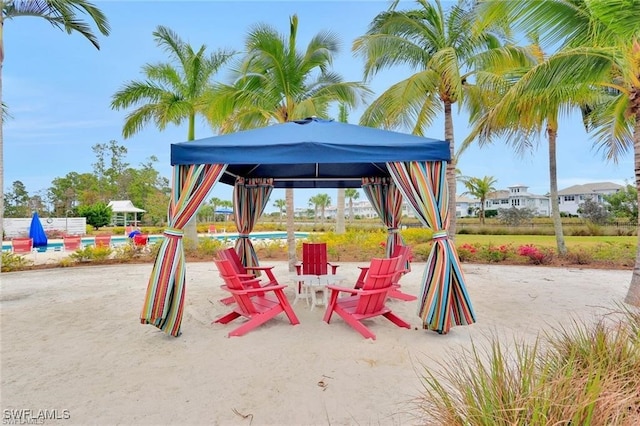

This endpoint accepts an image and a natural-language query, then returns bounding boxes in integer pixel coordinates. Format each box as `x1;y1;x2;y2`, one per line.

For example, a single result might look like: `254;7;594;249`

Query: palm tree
345;188;360;223
459;34;599;256
210;14;370;271
308;197;319;226
459;175;497;225
110;25;234;248
335;103;349;234
353;0;506;239
473;0;640;306
0;0;109;237
209;196;223;225
273;199;286;226
314;193;331;225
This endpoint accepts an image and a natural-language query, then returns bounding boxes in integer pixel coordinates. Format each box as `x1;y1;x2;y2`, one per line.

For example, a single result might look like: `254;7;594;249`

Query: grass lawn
455;234;638;249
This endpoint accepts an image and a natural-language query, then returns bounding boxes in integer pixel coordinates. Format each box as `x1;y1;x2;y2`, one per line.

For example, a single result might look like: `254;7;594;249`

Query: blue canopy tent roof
171;118;450;188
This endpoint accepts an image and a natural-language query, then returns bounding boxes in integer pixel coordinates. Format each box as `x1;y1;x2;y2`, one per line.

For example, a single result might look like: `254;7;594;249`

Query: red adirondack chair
323;256;411;340
354;244;417;301
217;247;279;285
216;247;280;305
212;258;300;337
294;242;339;301
295;242;339;276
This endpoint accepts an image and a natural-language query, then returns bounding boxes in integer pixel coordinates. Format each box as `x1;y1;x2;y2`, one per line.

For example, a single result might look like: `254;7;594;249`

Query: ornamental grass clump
414;307;640;425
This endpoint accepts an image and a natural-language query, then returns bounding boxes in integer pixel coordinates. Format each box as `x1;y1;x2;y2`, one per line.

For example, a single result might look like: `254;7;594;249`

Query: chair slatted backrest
391;245;411;282
12;238;33;254
94;234;112;248
218;247;247;275
356;256;400;314
214;258;257;315
301;243;329;275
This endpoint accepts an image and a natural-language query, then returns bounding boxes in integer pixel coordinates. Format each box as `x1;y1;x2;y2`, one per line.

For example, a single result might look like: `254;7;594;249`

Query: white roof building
107;200;146;226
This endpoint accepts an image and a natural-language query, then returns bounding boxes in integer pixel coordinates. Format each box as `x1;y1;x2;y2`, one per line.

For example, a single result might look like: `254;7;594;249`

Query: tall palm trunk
336;188;345;233
624;101;640;306
183;115;199;250
547;125;567;256
286;187;296;272
444;101;457;238
0;15;4;239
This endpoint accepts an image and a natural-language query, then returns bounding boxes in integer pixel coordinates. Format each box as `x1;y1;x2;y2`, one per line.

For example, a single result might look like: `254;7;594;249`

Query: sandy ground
0;260;634;425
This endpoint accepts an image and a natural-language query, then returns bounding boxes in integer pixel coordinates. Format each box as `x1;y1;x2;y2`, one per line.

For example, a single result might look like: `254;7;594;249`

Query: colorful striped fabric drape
141;164;227;337
361;177;406;261
387;161;475;334
233;177;274;270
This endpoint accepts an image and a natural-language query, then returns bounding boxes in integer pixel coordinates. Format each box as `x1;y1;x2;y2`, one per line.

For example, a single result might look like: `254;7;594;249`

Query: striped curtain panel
233;177;274;270
387;161;475;334
140;163;227;337
361;177;406;263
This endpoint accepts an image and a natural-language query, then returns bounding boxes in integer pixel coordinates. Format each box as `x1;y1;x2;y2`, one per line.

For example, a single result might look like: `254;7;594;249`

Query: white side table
312;274;346;311
293;274;347;311
292;275;320;307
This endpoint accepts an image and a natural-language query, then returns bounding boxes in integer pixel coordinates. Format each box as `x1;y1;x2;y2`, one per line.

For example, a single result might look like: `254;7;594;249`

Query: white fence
2;217;87;238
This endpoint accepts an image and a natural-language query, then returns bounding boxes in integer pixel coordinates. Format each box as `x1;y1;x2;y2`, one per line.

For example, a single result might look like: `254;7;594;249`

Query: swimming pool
2;232;309;252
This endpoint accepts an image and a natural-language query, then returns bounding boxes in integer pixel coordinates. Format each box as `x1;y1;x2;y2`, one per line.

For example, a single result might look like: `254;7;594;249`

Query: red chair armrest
326;284;361;295
244;266;274;272
222;284;287;295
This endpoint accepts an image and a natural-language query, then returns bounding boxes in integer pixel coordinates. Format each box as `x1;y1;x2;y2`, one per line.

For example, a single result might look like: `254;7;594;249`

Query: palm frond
5;0;110;49
587;95;634;162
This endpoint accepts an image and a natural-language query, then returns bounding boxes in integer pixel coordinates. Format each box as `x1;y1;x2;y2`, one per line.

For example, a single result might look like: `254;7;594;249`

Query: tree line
3;141;170;227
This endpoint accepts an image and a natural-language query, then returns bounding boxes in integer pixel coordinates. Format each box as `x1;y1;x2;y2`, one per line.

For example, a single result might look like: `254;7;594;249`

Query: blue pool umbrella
29;212;48;248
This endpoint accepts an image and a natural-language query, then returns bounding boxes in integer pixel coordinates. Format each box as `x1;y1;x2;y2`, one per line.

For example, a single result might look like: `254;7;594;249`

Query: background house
484;184;551;216
306;181;622;221
557;182;623;216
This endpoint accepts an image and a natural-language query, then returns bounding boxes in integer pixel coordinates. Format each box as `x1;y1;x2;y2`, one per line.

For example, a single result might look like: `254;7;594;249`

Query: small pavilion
107;200;146;227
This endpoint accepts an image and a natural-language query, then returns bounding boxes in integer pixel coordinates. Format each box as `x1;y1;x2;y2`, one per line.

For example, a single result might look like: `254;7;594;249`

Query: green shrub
516;244;554;265
113;244;137;261
456;243;478;262
77;202;112;229
1;252;33;272
187;237;223;259
400;228;433;245
69;246;112;262
477;244;513;263
566;248;593;265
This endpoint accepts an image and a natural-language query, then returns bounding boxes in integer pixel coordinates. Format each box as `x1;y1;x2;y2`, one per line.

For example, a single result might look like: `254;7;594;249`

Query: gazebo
140;118;475;337
107;200;146;227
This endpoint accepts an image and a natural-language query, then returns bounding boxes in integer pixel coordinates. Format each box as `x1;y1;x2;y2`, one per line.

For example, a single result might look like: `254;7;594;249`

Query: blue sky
4;0;634;213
